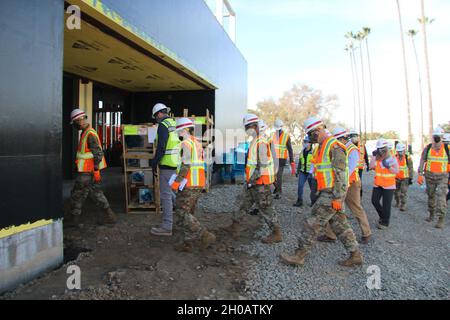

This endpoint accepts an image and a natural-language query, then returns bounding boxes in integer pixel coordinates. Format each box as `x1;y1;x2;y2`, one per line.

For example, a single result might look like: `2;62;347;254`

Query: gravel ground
232;172;449;300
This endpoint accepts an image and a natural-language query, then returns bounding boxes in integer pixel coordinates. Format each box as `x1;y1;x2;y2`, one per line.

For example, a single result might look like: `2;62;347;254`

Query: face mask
434;136;441;143
308;131;319;144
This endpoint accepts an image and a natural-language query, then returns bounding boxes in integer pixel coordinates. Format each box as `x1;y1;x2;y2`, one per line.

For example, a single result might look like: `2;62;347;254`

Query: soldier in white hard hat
394;143;414;211
224;114;282;244
418;127;449;229
68;108;117;226
280;117;363;267
271;119;296;199
150;103;180;237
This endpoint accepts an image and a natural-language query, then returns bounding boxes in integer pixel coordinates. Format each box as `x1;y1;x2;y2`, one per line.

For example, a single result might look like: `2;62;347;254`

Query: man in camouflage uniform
280;116;362;267
224;114;282;244
394;143;414;211
418;127;449;229
172;118;216;252
69;108;116;225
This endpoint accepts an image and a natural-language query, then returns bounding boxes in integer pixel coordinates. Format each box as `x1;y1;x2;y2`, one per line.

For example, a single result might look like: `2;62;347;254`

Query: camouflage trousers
395;179;409;209
233;184;280;231
299;191;359;254
175;189;204;242
70;173;110;216
425;172;448;219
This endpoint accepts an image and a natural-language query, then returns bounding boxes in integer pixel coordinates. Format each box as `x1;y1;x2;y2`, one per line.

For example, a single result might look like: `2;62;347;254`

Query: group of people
68;105;449;267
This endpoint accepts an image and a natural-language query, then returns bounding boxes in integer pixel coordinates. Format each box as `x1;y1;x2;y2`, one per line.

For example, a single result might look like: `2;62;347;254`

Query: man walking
150;103;180;236
418;127;449;229
69;108;117;225
271;119;296;199
280;117;363;267
224;114;282;244
294;136;315;208
394;143;414;211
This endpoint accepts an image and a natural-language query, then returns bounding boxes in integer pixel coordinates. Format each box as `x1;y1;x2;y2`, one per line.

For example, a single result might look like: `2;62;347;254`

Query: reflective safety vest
76;128;107;173
396;154;409;179
426;144;449;174
358;144;366;170
157;118;180;168
300;149;313;173
374;160;396;188
272;130;289;159
313;136;348;191
246;136;275;185
179;136;205;188
346;142;360;185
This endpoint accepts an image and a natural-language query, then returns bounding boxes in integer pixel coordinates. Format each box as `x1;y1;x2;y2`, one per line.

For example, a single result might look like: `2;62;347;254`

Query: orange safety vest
358;144;366;170
426;144;449;174
347;142;360;185
180;136;206;188
246;136;275;185
313;136;348;191
76;128;107;173
271;131;290;159
396;154;409;180
374;160;396;188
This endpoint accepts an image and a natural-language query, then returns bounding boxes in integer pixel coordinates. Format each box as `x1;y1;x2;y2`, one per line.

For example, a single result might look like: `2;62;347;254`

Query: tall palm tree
419;4;434;139
346;32;362;136
395;0;413;148
407;29;424;150
355;31;367;141
345;42;357;129
362;27;374;135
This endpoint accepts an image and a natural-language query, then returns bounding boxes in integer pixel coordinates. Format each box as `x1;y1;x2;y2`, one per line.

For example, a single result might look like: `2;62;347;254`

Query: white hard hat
243;114;259;127
388;141;394;149
258;119;268;131
432;126;445;136
332;126;348;139
443;133;450;143
396;143;406;152
70;108;87;124
152;103;170;118
376;138;389;149
348;129;358;136
304;116;323;134
175;118;194;132
274;119;284;130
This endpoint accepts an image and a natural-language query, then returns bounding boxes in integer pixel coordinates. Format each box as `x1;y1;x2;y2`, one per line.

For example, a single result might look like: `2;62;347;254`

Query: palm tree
355;31;368;142
419;4;434;140
362;27;374;135
346;32;362;136
407;29;424;150
395;0;413;149
345;42;357;129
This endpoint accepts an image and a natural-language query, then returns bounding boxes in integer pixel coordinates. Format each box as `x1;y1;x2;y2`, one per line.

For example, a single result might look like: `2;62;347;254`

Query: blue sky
213;0;450;147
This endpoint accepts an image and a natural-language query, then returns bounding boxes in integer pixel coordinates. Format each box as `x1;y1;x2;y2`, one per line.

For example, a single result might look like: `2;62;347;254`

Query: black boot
293;199;303;207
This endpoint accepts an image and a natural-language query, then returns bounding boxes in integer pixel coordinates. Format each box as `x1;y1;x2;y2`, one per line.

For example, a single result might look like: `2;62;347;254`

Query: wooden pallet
122;124;161;215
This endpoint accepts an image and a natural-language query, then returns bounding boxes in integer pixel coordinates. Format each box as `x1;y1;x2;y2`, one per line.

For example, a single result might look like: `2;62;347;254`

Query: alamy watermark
66;265;81;290
66;5;81;30
366;265;381;290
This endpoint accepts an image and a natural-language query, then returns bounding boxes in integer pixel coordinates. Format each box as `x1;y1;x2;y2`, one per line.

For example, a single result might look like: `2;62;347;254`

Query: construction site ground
1;168;449;300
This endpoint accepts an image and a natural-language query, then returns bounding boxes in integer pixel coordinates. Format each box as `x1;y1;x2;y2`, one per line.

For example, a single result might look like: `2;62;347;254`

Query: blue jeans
297;172;314;203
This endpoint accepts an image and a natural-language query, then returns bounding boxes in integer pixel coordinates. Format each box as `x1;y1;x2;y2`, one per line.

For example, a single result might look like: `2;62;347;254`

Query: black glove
382;159;390;169
295;173;299;178
372;150;379;157
408;178;413;185
366;167;370;172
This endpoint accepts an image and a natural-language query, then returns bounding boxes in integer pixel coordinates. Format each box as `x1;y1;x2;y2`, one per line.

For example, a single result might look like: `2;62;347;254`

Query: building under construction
0;0;247;293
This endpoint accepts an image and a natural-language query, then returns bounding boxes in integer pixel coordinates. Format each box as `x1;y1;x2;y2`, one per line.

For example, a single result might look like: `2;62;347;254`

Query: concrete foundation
0;220;63;294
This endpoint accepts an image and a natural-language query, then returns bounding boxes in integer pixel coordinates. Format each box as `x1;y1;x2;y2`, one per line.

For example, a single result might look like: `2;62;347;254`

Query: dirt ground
1;169;259;300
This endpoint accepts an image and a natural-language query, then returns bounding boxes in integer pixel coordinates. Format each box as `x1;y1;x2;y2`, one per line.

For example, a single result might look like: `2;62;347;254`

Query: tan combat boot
435;217;445;229
200;230;216;249
338;250;363;267
261;226;282;244
223;221;241;238
174;242;194;253
425;212;435;223
100;208;117;225
280;249;308;266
